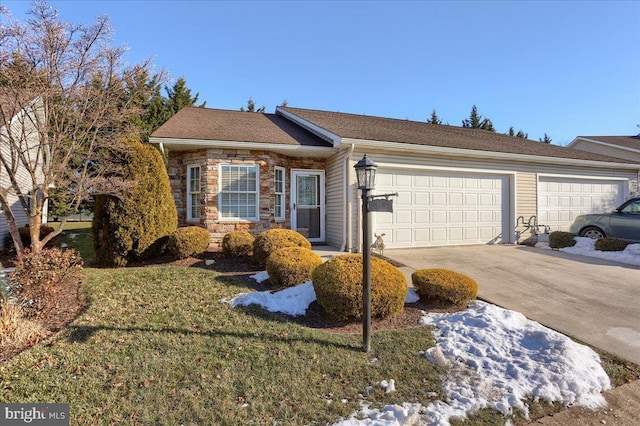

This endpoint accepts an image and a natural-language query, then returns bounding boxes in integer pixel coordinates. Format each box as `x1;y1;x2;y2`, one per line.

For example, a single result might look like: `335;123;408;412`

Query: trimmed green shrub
412;269;478;306
93;138;178;267
549;231;576;249
167;226;211;259
222;231;255;257
10;248;83;319
595;237;628;252
266;247;323;288
312;254;407;321
253;229;311;267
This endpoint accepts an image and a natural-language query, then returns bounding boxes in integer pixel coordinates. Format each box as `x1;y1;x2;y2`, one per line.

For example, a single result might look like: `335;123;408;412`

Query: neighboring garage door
374;169;510;248
537;176;626;231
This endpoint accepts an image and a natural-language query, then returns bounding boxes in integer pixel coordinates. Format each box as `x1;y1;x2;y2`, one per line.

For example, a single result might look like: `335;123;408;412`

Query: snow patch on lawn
225;281;316;316
249;270;270;283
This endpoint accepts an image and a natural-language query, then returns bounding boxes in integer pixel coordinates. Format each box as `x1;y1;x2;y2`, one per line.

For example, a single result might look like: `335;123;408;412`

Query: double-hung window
187;165;201;221
219;164;259;220
274;167;285;221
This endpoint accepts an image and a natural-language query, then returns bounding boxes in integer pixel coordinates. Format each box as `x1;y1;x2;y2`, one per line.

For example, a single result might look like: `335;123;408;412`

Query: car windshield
621;200;640;214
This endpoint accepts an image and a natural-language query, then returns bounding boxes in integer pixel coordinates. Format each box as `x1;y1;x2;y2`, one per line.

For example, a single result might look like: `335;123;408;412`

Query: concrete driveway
387;245;640;365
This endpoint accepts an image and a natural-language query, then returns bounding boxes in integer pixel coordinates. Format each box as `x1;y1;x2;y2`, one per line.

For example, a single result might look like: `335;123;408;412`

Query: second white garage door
374;169;510;248
538;176;626;232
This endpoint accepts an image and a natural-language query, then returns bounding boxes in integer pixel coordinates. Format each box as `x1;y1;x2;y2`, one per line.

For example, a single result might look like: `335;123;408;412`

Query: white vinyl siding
219;164;259;220
325;151;346;248
187;165;201;221
274;166;285;221
537;176;627;231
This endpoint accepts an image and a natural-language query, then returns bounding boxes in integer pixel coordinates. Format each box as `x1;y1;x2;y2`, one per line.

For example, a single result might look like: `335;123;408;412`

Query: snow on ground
539;237;640;266
224;274;612;425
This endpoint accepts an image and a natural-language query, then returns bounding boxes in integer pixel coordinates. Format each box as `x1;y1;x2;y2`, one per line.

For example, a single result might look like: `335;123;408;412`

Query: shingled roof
280;107;635;164
152;107;331;147
574;135;640;151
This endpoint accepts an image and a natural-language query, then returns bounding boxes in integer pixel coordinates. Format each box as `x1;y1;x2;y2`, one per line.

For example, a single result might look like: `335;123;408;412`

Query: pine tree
165;76;206;115
240;97;265;112
281;99;289;107
428;109;443;125
508;127;528;139
539;133;552;143
462;105;495;132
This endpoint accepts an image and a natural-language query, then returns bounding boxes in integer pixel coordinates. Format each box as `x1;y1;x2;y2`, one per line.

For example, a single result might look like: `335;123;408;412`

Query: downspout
341;143;355;252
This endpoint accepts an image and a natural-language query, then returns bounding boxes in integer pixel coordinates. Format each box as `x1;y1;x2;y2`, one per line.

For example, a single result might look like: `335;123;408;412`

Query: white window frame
186;165;201;222
274;166;285;221
218;164;260;221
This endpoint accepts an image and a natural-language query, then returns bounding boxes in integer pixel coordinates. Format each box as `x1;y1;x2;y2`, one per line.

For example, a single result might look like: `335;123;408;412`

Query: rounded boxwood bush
253;229;311;267
266;247;323;287
222;231;255;257
595;237;628;252
412;269;478;305
167;226;211;259
549;231;576;249
312;254;407;321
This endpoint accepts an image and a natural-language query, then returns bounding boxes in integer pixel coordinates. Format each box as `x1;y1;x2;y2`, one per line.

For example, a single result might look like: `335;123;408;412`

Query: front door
291;170;325;242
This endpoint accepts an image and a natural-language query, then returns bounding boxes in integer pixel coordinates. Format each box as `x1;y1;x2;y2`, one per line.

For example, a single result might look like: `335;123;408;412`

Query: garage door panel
538;176;625;231
375;169;509;248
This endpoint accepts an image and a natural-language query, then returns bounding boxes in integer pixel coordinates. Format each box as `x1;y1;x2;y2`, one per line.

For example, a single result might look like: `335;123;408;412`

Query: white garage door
538;176;626;231
374;169;510;248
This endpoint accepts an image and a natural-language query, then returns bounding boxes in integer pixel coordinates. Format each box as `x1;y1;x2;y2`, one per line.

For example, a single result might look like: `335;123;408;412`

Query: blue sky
3;0;639;145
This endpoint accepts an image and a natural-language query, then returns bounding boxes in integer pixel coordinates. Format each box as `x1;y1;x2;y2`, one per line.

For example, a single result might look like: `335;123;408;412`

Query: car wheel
580;227;605;239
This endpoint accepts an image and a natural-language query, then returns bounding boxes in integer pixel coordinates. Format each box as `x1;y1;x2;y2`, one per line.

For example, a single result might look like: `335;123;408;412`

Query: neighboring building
568;135;640;163
150;107;640;251
0;93;46;250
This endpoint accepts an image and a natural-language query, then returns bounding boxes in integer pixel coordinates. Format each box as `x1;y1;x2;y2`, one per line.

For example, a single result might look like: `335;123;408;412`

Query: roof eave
568;137;640;154
342;138;640;170
149;137;337;158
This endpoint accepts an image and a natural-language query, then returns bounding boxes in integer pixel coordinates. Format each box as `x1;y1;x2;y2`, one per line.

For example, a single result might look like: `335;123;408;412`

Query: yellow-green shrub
312;254;407;320
222;231;255;257
412;269;478;305
253;229;311;267
595;237;628;252
167;226;211;259
549;231;576;249
266;247;323;287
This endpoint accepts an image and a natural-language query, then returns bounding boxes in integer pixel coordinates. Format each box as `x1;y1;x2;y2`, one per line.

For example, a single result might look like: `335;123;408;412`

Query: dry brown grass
0;298;47;356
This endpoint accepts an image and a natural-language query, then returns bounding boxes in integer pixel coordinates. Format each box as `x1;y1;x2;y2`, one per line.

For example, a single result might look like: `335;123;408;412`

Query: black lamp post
354;154;377;352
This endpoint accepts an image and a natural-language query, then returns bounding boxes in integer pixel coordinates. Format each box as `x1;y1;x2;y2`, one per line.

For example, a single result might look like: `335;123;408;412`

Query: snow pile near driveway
335;301;610;425
543;237;640;266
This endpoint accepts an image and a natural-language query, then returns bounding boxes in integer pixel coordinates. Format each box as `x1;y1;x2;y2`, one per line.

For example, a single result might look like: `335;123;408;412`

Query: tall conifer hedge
93;138;178;266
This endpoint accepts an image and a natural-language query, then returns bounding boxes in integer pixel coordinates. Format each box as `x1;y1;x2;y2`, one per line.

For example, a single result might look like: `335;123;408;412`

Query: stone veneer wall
168;149;327;247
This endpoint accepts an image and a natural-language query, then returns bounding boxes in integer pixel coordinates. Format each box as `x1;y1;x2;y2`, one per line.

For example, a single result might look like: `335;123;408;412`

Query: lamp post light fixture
354;154;377;352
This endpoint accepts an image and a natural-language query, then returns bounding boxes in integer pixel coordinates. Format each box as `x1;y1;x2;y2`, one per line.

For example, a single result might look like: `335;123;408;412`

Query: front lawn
0;265;443;424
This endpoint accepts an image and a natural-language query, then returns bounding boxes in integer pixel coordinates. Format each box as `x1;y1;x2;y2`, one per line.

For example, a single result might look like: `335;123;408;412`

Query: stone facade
168;149;327;247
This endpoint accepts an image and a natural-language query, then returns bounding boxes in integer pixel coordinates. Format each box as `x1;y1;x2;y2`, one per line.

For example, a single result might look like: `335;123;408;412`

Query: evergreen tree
428;109;443;125
281;99;289;107
508;127;528;139
240;97;265;113
462;105;495;132
93;137;178;267
165;76;206;115
539;133;552;143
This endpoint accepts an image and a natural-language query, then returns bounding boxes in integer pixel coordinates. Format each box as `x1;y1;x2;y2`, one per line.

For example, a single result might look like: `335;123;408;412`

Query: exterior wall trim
343;138;640;170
